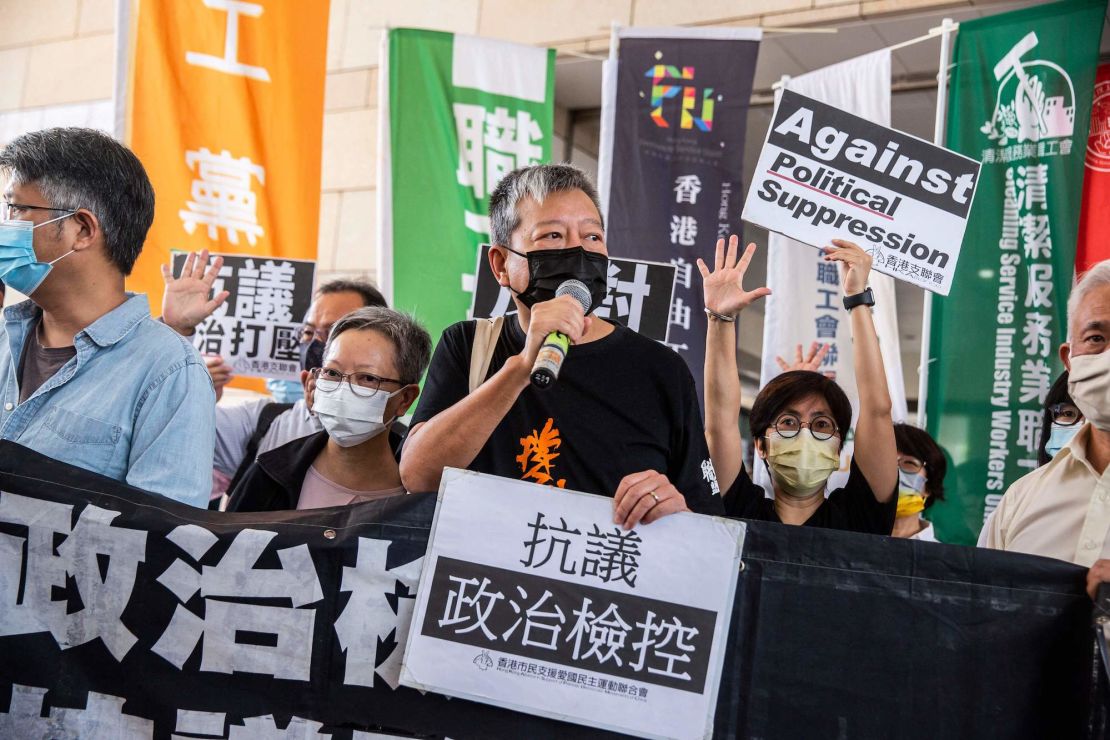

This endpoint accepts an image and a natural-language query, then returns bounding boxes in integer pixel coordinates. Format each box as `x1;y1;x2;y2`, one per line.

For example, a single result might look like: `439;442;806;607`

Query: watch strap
842;287;875;312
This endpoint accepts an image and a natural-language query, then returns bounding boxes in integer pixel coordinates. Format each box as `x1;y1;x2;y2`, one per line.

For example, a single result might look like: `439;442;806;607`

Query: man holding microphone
400;164;723;526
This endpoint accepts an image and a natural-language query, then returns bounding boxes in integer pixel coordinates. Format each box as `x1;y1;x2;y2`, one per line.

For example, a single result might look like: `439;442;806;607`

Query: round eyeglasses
897;456;926;475
771;413;838;441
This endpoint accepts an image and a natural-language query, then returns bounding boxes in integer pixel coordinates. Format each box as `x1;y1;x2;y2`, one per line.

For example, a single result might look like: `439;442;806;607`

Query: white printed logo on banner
742;89;982;296
979;31;1081;167
981;32;1076;147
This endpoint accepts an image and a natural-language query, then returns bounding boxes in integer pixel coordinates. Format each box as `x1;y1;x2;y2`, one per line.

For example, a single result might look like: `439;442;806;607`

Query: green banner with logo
380;29;555;352
925;0;1106;545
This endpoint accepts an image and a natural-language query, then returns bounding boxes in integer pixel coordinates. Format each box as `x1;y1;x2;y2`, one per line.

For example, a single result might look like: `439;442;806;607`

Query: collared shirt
213;397;321;477
911;521;937;542
979;423;1110;566
0;294;215;507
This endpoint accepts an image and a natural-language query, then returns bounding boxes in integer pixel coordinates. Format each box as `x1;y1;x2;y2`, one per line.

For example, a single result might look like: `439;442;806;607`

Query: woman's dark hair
1038;371;1073;466
749;371;852;450
893;423;947;506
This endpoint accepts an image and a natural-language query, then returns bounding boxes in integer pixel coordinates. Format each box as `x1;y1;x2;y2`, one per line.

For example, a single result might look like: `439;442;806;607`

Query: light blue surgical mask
898;469;927;496
266;377;305;404
0;214;77;296
1046;422;1080;459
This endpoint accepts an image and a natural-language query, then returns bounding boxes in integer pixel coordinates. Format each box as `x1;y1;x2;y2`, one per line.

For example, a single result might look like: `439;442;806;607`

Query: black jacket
226;425;408;513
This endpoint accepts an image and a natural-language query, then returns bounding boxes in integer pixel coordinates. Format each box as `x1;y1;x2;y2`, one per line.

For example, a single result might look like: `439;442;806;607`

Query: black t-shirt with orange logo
411;318;724;516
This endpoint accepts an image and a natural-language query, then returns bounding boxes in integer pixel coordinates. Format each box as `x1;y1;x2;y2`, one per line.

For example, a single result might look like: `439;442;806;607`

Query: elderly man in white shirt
980;259;1110;568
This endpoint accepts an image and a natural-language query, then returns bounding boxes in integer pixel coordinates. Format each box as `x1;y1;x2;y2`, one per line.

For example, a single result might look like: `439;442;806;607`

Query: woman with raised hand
699;235;899;533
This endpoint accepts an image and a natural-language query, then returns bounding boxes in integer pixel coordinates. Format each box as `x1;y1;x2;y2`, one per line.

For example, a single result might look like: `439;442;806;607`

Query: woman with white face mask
226;307;431;512
700;236;899;533
891;424;948;541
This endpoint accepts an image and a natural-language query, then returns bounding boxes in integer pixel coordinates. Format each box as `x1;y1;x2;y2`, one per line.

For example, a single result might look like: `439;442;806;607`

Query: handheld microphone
530;279;591;390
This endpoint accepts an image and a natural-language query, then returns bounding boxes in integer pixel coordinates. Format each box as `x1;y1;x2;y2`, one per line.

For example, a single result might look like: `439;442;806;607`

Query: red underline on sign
767;170;895;221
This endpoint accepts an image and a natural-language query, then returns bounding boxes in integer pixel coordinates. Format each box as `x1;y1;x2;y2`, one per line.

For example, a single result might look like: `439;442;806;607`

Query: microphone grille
556;279;592;314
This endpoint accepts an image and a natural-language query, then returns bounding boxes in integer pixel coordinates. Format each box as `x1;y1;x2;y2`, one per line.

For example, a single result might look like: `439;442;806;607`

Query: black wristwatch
843;288;875;312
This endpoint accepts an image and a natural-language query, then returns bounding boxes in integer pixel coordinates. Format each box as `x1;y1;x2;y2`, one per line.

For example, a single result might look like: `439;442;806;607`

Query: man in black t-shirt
400;164;723;527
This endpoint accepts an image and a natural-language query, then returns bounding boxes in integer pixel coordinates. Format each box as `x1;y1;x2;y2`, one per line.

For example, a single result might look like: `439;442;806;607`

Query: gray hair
488;163;603;248
1067;259;1110;341
0;128;155;275
324;306;432;386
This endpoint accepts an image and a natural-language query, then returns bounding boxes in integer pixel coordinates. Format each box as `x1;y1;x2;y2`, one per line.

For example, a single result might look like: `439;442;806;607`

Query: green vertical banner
925;0;1106;545
378;29;556;350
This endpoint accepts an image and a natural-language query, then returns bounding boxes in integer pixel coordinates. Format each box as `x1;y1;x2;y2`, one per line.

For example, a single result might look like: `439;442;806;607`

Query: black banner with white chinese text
0;442;1101;738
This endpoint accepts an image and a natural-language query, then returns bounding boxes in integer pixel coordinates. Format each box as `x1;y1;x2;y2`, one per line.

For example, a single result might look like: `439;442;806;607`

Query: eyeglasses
1;202;77;221
311;366;403;397
897;456;926;475
1050;403;1083;426
298;325;329;345
771;413;838;441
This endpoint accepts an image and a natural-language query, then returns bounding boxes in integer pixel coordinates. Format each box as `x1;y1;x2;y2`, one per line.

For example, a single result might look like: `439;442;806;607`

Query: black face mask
299;338;325;373
504;245;609;313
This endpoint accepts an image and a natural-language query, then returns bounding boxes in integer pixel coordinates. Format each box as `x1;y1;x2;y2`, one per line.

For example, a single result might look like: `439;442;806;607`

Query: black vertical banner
603;31;760;404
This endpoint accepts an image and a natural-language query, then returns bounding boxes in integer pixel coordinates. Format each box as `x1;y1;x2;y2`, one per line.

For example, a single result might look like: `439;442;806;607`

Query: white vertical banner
756;49;907;493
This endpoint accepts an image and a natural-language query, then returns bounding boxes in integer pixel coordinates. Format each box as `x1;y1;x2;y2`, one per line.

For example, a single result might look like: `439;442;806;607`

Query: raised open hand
161;250;230;336
776;342;830;372
696;235;771;318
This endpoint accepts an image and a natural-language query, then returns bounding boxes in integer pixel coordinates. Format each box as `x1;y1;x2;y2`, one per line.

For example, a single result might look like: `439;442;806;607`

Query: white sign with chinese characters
401;469;744;740
743;89;982;296
171;251;316;380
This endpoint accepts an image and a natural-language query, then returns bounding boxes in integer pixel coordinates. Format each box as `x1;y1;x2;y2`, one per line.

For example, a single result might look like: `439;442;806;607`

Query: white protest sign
742;89;982;296
401;468;744;740
171;252;316;380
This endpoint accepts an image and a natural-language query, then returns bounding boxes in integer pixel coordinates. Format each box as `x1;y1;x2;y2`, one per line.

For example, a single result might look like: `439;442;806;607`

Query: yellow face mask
896;493;926;518
897;469;928;517
764;430;840;497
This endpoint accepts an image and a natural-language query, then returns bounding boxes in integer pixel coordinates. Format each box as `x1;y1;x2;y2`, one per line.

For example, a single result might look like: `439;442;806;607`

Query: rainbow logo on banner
645;65;715;131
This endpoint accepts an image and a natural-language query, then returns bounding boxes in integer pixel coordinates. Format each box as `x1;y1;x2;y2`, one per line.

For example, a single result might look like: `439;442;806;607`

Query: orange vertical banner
124;0;329;304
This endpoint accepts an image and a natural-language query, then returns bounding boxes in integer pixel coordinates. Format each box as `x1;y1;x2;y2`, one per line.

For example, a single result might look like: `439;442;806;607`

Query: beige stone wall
0;0;976;288
0;0;115;110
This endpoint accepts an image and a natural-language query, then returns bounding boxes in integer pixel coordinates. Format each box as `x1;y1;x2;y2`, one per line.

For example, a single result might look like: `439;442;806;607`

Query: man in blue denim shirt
0;128;214;507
